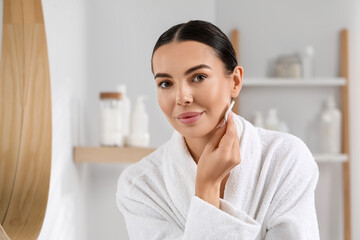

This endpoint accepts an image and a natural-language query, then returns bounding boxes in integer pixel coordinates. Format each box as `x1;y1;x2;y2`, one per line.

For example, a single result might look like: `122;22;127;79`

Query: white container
117;84;131;144
320;96;342;154
99;92;124;146
275;54;302;78
265;108;280;131
127;96;150;147
279;121;289;133
302;46;315;79
253;111;264;128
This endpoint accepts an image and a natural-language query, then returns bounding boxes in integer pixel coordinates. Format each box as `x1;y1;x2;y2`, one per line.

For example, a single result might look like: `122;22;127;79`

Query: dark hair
151;20;238;74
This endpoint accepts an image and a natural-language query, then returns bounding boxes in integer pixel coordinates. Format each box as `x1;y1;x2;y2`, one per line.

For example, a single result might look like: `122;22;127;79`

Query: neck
184;115;240;164
184;130;215;164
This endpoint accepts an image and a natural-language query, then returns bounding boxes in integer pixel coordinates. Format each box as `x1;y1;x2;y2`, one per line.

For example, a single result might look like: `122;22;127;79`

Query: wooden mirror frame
0;0;51;239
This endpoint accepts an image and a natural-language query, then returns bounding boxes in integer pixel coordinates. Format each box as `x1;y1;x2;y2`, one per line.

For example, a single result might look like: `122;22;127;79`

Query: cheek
157;91;173;117
204;81;230;106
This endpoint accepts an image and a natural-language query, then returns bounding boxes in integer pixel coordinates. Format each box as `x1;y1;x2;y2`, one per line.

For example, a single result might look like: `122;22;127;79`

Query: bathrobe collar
161;114;258;226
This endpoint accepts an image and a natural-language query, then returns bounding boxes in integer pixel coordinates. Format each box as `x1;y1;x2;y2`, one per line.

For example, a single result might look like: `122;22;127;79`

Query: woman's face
152;41;242;139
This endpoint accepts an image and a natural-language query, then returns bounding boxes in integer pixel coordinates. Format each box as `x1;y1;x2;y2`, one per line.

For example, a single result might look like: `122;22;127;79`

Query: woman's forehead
152;41;220;74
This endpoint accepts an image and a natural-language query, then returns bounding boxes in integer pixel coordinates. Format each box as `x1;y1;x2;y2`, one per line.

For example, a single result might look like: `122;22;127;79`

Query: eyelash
157;74;207;89
158;81;173;89
193;74;207;82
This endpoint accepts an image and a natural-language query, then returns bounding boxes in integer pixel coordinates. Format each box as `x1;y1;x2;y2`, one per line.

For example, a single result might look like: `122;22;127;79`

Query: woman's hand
195;111;241;207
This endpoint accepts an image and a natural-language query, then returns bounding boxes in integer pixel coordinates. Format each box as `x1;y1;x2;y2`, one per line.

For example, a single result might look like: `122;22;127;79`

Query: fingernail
219;119;226;128
229;111;233;119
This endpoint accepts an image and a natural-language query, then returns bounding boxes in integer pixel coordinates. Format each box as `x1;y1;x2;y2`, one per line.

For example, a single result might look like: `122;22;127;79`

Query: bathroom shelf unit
231;28;351;240
241;78;348;164
74;146;156;163
243;78;346;86
73;146;348;164
313;153;348;163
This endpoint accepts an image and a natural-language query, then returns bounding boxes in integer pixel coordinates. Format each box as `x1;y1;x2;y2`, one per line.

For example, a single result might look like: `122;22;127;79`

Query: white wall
216;0;357;239
215;0;350;78
349;0;360;238
39;0;88;239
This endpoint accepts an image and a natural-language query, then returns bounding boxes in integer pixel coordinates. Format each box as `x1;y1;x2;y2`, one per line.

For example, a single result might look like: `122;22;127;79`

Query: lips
177;111;203;124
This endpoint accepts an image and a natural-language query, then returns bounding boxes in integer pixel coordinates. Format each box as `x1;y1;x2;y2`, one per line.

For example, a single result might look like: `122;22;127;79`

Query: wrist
195;182;221;208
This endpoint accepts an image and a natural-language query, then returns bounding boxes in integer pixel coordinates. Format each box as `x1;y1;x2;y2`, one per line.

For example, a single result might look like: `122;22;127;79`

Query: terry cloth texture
116;113;320;240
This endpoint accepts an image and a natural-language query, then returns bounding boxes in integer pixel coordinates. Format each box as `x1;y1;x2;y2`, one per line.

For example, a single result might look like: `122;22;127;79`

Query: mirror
0;0;51;239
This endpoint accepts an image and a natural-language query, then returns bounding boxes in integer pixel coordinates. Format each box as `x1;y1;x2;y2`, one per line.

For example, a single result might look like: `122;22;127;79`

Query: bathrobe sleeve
264;143;320;240
117;177;261;240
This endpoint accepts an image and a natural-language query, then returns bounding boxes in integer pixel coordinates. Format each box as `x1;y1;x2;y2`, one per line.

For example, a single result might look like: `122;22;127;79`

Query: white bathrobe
116;114;320;239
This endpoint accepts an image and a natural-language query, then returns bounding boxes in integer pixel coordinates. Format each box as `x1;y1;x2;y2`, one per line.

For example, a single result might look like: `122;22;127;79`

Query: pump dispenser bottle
253;111;264;128
302;46;315;78
117;84;131;142
320;96;342;154
127;96;150;147
265;108;280;131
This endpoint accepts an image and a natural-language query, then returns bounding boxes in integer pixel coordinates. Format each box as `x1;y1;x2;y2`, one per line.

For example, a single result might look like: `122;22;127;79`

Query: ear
230;65;243;98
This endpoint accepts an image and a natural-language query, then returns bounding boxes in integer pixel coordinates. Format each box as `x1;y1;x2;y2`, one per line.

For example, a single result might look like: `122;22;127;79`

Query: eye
193;74;207;82
158;80;173;89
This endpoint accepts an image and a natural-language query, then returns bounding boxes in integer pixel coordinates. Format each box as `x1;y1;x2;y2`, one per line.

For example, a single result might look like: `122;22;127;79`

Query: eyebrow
154;73;172;79
184;64;212;76
154;64;212;79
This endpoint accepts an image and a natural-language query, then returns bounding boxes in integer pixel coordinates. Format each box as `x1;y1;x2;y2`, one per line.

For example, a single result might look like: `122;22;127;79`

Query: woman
116;20;320;239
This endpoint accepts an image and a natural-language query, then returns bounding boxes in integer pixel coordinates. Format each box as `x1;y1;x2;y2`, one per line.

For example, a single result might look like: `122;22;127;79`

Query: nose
176;83;193;105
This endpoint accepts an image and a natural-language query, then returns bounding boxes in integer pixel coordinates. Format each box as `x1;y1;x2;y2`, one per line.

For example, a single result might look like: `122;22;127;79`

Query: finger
231;132;241;164
205;119;227;151
218;111;236;149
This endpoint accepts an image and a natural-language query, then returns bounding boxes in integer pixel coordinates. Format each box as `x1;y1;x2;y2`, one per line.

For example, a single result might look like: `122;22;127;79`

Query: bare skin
194;111;240;208
152;41;243;208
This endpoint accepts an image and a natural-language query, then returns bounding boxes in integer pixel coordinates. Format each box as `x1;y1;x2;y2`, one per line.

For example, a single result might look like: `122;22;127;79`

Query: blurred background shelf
74;146;156;163
313;153;348;163
243;77;346;86
74;147;348;164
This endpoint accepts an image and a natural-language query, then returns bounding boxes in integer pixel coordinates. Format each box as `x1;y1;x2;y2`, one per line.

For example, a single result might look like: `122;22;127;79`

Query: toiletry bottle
275;54;302;78
117;84;131;145
99;92;124;146
265;108;279;131
127;96;150;147
279;121;289;133
253;111;264;128
320;96;342;154
302;46;315;79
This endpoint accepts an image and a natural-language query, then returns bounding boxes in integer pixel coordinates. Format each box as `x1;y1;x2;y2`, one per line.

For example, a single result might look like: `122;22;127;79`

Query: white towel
116;114;320;239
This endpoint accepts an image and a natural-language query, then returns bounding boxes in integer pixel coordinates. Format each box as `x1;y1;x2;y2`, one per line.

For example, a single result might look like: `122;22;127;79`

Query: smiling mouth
177;112;203;124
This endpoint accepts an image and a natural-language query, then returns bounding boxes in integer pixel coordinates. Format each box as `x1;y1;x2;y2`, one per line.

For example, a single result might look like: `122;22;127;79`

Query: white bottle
117;84;131;144
302;46;315;79
253;111;264;128
265;108;280;131
279;121;289;133
127;96;150;147
99;92;124;146
320;96;342;154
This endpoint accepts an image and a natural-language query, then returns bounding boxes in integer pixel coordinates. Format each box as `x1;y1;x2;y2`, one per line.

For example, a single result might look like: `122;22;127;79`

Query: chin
175;124;213;139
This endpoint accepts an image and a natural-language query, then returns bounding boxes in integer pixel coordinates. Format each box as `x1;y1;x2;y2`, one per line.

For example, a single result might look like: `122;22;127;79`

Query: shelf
243;77;346;86
313;153;348;163
74;146;156;163
74;147;347;164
